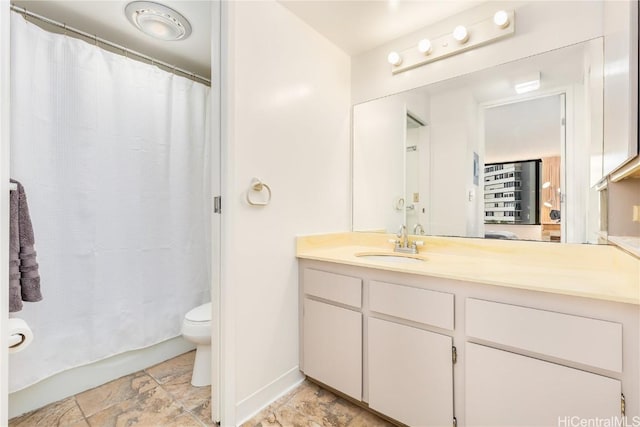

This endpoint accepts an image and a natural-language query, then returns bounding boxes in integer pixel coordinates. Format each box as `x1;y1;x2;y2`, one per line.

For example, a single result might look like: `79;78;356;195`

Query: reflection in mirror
352;38;604;244
483;95;563;241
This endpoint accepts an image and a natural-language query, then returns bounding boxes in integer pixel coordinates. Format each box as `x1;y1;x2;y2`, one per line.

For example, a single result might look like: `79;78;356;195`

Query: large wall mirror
353;38;604;244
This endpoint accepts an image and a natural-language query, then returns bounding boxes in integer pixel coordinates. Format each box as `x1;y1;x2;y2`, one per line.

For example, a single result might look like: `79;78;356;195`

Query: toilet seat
185;302;211;323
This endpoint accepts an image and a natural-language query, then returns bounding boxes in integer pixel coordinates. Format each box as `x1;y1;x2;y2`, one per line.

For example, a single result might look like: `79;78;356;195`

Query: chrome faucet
392;225;422;254
397;225;409;248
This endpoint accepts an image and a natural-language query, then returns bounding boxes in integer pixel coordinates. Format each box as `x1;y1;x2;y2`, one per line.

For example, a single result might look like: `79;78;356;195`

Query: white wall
429;89;479;237
221;1;351;424
352;90;431;234
465;93;482;238
404;91;430;234
0;0;10;423
353;96;405;232
351;1;603;104
405;127;420;232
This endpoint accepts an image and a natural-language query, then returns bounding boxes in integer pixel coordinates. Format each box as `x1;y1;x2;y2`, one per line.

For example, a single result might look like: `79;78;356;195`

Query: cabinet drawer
304;268;361;308
370;281;454;330
466;298;622;372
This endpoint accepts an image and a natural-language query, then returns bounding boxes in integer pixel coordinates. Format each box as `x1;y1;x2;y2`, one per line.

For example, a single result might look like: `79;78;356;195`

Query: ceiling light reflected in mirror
514;72;541;94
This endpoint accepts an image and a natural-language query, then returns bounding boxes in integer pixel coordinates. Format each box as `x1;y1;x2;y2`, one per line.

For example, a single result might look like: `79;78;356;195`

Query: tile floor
9;351;213;427
240;381;395;427
9;351;395;427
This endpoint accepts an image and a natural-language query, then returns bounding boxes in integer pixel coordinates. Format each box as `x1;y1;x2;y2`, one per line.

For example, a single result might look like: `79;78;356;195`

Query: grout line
72;395;91;425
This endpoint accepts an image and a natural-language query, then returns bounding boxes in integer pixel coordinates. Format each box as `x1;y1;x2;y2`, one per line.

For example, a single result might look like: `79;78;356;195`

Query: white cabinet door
466;343;622;426
303;298;362;400
603;0;639;175
368;317;453;426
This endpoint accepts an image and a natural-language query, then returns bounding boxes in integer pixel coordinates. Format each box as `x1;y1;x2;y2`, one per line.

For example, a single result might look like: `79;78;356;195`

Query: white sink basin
355;253;425;263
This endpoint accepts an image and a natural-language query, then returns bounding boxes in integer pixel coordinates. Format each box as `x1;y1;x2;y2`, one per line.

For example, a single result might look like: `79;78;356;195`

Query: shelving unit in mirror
610;155;640;182
607;236;640;258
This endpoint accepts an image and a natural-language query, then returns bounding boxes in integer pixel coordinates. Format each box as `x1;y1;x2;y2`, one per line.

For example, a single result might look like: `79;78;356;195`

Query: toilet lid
185;302;211;322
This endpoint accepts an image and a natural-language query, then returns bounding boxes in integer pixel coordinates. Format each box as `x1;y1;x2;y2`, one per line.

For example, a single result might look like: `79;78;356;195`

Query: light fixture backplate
125;1;192;41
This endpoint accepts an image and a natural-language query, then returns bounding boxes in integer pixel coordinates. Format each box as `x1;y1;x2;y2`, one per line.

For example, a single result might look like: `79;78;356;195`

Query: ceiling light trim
125;1;192;41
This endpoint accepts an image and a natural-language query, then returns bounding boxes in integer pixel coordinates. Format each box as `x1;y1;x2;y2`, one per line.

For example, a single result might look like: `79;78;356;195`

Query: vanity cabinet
301;269;362;400
298;259;636;426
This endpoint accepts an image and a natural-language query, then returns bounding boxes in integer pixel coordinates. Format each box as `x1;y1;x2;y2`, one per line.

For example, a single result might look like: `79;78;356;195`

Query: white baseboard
9;337;195;419
235;366;304;426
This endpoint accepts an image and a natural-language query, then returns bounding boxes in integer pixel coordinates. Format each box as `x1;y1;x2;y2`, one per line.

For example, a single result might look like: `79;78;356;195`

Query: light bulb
418;39;432;54
387;51;402;66
452;25;469;43
493;10;509;28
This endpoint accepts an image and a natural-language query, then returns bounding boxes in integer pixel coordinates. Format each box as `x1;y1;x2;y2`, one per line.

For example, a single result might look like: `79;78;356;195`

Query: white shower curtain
9;13;211;392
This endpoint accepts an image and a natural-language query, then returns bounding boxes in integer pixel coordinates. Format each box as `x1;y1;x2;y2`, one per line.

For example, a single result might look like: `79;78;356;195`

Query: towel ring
246;177;272;206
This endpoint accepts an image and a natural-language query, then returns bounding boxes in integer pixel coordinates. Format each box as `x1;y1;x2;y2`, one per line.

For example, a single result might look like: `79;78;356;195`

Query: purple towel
9;179;42;312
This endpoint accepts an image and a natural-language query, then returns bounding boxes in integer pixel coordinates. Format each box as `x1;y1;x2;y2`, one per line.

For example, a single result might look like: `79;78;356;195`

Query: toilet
181;302;212;387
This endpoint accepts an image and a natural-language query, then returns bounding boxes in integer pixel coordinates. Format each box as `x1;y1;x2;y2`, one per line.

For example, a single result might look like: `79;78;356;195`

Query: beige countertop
296;232;640;305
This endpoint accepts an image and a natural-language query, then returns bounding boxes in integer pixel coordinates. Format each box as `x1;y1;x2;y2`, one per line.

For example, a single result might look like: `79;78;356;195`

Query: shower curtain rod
9;4;211;86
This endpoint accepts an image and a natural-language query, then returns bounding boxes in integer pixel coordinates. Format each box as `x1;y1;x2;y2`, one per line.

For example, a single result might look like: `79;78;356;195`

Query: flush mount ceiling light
452;25;469;43
387;51;402;66
417;39;432;55
125;1;192;41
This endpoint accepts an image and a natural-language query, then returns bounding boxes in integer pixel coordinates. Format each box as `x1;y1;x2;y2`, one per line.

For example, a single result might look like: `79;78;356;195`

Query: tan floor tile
186;398;216;427
347;409;396;427
146;351;196;385
242;403;323;427
76;371;158;418
284;383;363;427
86;385;184;427
168;412;207;426
9;396;87;427
240;402;281;427
161;375;211;411
274;380;313;406
240;380;314;427
287;381;344;407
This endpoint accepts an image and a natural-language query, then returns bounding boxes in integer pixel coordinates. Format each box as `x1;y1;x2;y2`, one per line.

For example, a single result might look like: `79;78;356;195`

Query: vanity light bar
389;10;515;75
